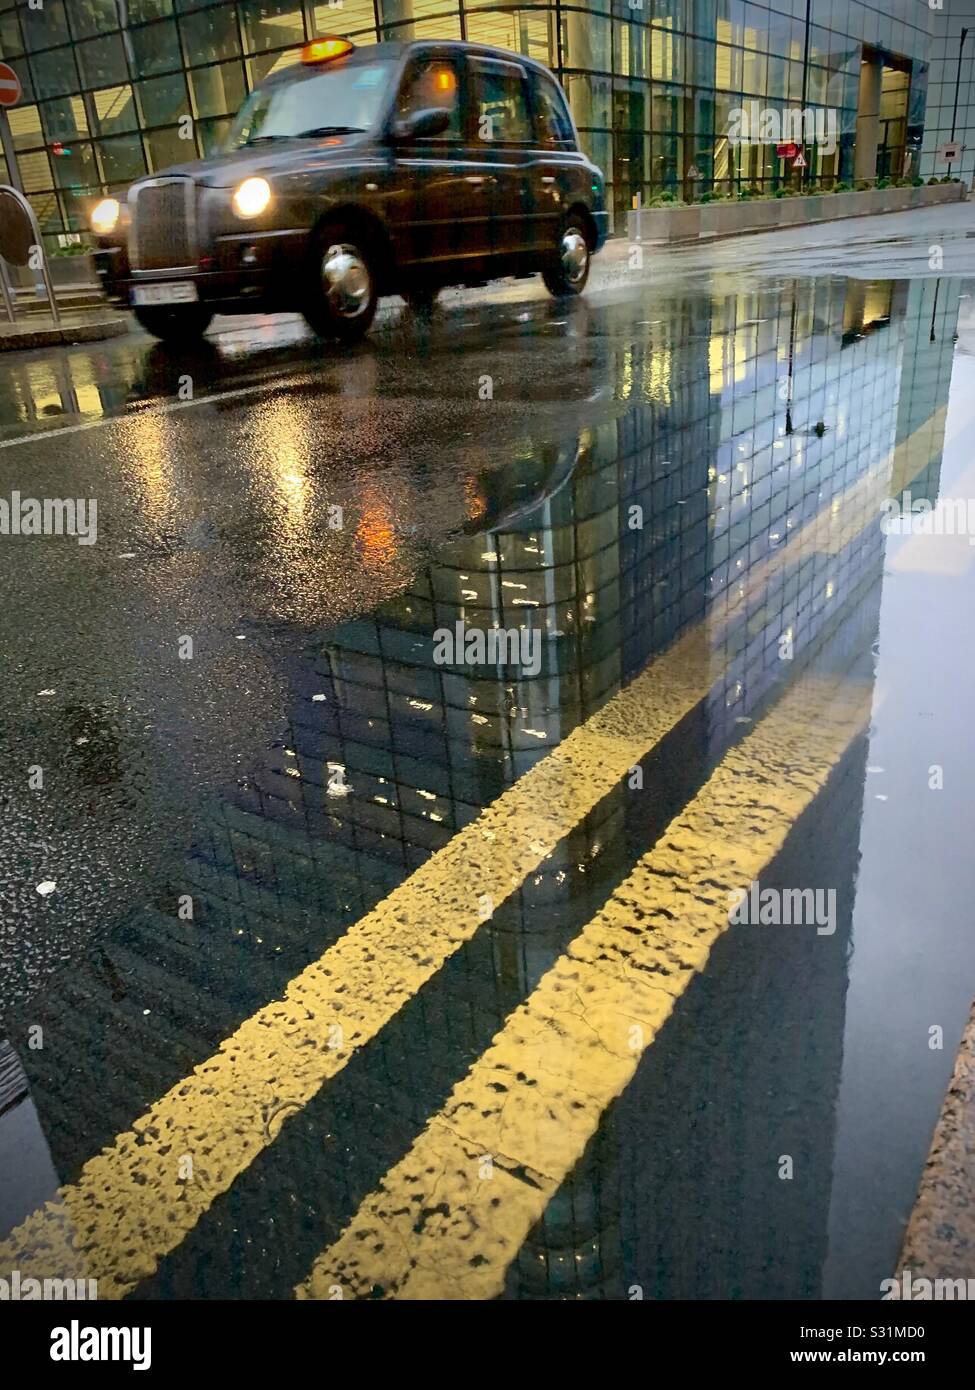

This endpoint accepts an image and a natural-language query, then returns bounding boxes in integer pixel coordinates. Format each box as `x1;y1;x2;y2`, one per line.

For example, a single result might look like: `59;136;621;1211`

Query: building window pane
20;148;53;193
465;11;554;66
51;141;99;193
145;125;191;171
0;7;24;59
131;20;182;76
564;73;611;129
238;0;305;55
189;61;246;120
6;103;42;152
137;72;190;127
91;85;138;136
198;114;233;154
30;46;80;100
129;0;175;21
41;96;90;143
179;7;241;64
98;131;146;183
28;191;62;233
614;20;650;81
562;12;612;72
69;1;122;41
379;0;456;23
22;1;70;51
312;1;376;37
77;33;129;88
245;48;301;86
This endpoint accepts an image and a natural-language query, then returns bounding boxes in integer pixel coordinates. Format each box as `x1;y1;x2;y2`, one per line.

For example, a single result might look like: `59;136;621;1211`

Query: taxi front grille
131;178;196;270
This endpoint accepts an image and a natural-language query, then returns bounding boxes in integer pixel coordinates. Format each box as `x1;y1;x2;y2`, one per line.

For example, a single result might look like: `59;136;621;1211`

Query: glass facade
0;0;953;241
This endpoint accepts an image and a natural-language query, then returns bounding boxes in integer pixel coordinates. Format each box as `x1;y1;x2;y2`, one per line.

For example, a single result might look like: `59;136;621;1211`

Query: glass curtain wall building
0;1;958;239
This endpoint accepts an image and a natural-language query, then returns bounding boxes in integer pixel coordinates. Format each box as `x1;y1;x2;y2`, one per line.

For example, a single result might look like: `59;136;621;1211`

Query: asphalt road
1;201;975;1300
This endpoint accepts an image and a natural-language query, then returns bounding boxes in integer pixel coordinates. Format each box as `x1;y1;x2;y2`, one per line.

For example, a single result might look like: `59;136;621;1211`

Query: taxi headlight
233;177;272;219
91;197;121;236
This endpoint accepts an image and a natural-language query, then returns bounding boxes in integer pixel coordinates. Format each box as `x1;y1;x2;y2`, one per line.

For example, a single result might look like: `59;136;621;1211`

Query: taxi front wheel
303;227;378;343
133;305;214;343
542;219;592;298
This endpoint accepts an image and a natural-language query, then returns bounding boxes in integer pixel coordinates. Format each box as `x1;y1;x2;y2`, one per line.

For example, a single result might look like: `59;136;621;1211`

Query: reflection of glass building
4;263;964;1296
0;0;965;242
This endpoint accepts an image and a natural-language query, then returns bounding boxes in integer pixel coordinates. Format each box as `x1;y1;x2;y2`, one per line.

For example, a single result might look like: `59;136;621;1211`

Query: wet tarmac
1;212;975;1299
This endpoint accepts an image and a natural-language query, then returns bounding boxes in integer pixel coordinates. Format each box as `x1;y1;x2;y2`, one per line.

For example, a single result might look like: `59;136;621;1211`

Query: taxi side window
396;57;462;141
533;74;575;148
470;58;532;145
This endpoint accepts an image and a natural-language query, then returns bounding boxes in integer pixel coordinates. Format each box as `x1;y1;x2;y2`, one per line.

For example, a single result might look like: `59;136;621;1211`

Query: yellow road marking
0;398;907;1296
296;669;872;1300
0;623;717;1297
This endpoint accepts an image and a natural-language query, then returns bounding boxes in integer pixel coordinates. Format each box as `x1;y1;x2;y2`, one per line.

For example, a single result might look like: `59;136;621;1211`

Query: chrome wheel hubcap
322;243;371;318
561;228;589;284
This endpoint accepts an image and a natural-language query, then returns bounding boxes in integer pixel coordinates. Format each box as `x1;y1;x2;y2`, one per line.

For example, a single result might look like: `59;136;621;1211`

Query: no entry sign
0;62;22;107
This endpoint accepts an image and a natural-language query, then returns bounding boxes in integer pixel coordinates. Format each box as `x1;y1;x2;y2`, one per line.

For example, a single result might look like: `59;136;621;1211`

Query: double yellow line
295;669;872;1299
0;624;714;1298
0;405;907;1297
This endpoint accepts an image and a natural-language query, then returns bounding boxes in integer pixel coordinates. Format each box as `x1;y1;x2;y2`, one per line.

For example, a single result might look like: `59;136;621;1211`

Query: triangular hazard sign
792;152;807;169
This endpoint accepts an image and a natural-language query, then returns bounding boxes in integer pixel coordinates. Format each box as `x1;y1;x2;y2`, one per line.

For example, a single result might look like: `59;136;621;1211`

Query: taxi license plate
132;282;199;307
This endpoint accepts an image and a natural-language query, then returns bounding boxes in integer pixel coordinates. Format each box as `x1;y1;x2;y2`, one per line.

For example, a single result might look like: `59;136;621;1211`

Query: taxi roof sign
301;37;354;64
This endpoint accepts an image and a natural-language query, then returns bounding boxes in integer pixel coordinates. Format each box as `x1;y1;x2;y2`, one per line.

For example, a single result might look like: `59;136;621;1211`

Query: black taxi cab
90;35;608;345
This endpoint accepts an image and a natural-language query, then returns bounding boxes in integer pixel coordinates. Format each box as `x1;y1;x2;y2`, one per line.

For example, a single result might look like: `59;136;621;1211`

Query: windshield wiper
296;125;365;137
239;134;287;146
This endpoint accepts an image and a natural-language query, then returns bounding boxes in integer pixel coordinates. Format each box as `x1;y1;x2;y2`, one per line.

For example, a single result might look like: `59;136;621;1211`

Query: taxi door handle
541;176;556;184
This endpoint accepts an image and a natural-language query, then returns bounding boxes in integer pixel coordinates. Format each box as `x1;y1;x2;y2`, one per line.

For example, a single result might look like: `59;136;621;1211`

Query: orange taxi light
435;70;455;92
301;37;354;64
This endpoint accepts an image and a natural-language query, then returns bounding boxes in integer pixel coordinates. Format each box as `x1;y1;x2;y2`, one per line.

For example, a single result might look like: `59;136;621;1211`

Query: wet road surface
2;207;975;1299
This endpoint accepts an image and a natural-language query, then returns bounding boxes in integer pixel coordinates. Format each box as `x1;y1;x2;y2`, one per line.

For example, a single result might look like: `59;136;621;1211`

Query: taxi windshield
225;59;395;148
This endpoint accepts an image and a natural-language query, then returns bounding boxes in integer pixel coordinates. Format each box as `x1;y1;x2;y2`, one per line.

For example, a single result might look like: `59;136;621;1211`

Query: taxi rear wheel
133;305;214;343
304;226;378;343
541;218;592;298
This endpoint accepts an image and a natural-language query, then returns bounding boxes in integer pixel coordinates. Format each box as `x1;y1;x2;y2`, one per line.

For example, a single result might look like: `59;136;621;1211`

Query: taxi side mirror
390;107;452;143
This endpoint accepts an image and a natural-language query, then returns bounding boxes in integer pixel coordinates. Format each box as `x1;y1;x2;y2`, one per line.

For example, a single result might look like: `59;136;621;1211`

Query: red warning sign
0;62;22;108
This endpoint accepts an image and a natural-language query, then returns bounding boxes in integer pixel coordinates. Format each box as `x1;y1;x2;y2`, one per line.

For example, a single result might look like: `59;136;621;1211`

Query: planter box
49;253;99;288
626;180;967;244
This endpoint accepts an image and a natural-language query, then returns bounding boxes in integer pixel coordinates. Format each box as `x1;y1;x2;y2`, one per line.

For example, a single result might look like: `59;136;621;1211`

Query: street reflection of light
471;714;489;725
126;412;175;523
512;598;539;606
480;551;497;562
644;346;672;405
74;383;103;416
356;490;397;573
461;589;478;600
416;789;436;800
502;581;527;589
254;398;313;535
464;477;487;525
522;728;548;739
826;581;835;599
408;699;433;711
